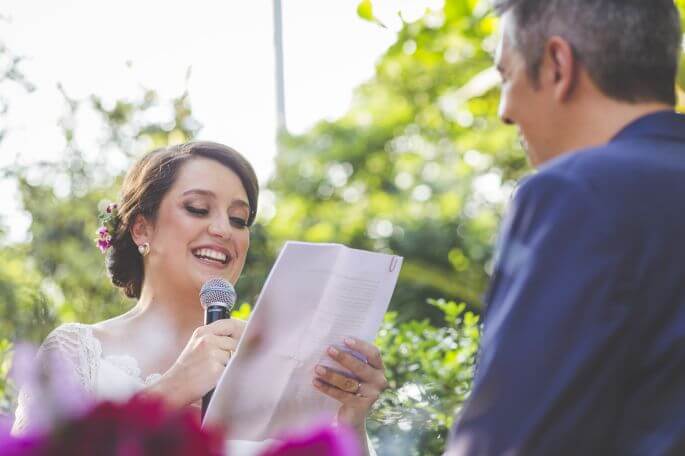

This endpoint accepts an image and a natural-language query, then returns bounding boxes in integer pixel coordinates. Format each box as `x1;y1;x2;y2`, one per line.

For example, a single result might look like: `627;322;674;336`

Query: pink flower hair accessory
95;202;119;254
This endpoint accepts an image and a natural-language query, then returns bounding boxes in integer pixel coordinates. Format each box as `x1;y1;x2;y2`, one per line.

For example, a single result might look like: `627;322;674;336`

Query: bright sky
1;0;437;243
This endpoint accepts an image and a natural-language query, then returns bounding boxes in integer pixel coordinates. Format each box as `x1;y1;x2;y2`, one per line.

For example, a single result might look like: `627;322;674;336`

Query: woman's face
144;157;251;297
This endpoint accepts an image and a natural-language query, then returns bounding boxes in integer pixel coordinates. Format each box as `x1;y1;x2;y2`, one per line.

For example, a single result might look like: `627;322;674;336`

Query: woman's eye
230;217;248;229
185;205;209;216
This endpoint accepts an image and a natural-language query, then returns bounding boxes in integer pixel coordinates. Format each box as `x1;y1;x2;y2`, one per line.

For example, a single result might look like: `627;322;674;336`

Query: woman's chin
190;267;232;287
186;257;242;290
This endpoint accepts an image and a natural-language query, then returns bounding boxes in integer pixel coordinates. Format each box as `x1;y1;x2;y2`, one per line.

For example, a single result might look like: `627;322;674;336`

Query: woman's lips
193;255;230;269
191;247;232;269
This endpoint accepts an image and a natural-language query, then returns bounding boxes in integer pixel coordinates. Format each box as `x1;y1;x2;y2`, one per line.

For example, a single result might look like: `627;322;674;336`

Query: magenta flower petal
0;432;47;456
97;226;109;237
10;343;92;435
260;424;361;456
97;239;110;253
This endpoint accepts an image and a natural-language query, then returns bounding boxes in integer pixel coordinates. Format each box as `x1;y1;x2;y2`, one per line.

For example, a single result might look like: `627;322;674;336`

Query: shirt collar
611;110;685;143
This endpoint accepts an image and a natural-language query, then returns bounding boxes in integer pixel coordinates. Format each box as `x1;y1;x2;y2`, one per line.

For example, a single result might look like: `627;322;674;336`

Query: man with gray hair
447;0;684;454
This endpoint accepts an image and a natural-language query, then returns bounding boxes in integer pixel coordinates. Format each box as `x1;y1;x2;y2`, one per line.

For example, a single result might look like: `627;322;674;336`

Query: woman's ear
130;214;152;246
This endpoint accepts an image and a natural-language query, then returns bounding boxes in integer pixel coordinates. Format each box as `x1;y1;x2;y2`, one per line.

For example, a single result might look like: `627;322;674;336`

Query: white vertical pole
273;0;287;136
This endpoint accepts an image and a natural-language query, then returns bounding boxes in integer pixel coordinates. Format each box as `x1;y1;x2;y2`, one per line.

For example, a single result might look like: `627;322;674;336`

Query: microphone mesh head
199;278;237;310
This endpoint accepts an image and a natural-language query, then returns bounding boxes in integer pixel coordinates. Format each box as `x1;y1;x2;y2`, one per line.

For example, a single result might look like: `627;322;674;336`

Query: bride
12;141;388;455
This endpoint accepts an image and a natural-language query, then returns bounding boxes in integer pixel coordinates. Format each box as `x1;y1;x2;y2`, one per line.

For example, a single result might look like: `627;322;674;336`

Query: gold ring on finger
354;381;363;397
343;378;358;393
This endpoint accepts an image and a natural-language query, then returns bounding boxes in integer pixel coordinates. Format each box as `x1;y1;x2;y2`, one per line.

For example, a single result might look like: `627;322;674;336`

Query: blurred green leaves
356;0;386;28
356;0;374;22
269;0;525;323
1;2;684;454
0;246;56;342
0;338;13;416
371;299;480;455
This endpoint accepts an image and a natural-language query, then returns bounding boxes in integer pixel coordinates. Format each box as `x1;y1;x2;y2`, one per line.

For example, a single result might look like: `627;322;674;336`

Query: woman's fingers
205;318;246;339
326;347;366;378
312;340;388;430
315;365;360;393
210;347;232;366
326;345;387;390
315;338;389;406
315;365;382;400
313;378;359;403
207;334;238;352
343;337;384;370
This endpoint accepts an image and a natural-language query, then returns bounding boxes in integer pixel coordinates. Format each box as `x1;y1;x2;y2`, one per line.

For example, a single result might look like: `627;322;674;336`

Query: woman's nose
208;217;232;239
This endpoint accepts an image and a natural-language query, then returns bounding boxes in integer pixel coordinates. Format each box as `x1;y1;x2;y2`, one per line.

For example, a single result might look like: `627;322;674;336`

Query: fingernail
315;365;326;375
328;346;339;356
344;337;355;346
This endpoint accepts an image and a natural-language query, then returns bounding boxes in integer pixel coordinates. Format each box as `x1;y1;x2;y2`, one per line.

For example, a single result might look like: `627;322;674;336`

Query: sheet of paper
203;241;403;441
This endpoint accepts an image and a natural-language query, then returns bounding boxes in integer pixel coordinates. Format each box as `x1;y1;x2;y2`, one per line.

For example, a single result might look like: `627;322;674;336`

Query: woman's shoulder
39;322;101;364
42;322;93;347
89;313;136;351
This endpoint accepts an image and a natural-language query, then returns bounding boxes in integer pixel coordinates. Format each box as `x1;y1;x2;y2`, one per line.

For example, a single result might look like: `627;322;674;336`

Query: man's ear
130;214;152;247
545;36;578;102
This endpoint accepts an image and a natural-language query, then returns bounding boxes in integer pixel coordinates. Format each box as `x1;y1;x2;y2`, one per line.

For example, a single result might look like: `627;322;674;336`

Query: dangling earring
138;242;150;257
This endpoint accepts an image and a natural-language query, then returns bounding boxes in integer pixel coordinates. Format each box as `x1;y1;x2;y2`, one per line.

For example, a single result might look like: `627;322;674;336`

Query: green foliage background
1;1;684;454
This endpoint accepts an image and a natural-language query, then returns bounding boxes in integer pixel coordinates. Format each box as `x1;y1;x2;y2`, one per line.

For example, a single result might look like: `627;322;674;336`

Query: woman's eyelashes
185;204;209;216
229;217;248;229
185;203;248;229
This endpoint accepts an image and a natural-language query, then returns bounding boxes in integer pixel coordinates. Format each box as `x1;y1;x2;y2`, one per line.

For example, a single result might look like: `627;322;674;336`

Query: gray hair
494;0;683;105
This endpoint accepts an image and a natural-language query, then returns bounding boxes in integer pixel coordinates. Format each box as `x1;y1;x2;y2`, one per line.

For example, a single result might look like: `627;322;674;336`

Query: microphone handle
202;303;231;421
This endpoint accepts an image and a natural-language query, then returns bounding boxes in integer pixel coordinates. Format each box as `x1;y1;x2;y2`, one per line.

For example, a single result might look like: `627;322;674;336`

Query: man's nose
498;97;514;125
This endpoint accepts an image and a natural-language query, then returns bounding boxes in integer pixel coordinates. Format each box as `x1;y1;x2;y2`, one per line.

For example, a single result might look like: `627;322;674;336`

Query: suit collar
611;110;685;143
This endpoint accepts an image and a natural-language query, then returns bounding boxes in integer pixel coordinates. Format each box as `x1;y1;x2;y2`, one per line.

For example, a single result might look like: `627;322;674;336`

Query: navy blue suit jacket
448;111;685;455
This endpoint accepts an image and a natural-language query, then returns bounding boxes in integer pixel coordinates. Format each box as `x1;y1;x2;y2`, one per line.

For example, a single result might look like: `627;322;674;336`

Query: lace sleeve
11;323;100;435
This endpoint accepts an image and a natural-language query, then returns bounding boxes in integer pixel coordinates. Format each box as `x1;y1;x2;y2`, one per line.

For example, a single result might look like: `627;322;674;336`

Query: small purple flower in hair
96;229;112;253
95;201;119;253
96;239;111;253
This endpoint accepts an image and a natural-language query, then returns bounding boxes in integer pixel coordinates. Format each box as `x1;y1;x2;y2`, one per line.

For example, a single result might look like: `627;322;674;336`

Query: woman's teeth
193;248;228;264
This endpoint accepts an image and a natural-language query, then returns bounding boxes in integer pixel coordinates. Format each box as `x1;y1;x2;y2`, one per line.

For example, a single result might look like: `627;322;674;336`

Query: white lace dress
12;323;162;430
11;323;275;455
12;323;376;455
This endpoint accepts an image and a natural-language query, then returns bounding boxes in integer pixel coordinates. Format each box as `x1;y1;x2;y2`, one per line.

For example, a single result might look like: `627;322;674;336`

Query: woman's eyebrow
182;189;249;210
230;199;250;211
182;188;215;198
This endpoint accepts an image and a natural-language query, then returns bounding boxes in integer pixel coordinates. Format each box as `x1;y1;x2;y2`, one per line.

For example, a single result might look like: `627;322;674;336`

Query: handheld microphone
199;277;237;420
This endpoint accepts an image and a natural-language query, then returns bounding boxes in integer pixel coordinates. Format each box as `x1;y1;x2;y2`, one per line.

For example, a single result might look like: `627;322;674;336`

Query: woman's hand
147;319;246;407
313;337;388;432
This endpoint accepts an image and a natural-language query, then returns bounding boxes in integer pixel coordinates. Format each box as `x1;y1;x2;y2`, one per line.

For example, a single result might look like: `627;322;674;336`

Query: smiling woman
108;142;259;299
12;141;386;455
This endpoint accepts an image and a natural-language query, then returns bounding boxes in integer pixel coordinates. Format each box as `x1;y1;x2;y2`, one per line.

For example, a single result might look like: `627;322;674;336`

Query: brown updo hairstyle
107;141;259;299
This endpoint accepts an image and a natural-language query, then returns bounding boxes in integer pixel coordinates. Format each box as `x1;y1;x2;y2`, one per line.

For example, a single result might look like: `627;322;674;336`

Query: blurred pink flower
10;342;91;434
0;395;223;456
261;424;361;456
0;431;46;456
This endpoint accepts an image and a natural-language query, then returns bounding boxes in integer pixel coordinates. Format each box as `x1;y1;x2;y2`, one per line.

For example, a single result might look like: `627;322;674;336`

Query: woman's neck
133;283;203;346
